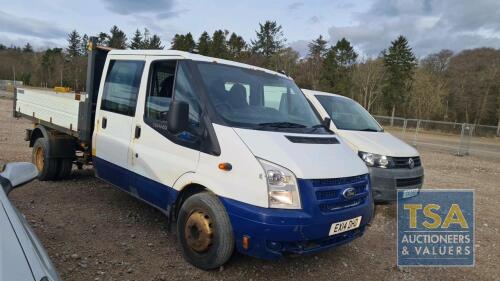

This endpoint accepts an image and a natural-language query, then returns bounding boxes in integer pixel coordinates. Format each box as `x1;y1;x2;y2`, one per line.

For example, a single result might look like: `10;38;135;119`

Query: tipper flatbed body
13;37;374;269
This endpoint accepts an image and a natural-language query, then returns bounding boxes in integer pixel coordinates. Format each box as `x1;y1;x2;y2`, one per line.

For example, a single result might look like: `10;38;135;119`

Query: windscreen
196;62;322;131
316;95;382;132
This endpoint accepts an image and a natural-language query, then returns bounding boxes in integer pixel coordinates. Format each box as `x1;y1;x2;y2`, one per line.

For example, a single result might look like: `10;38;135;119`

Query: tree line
0;22;499;126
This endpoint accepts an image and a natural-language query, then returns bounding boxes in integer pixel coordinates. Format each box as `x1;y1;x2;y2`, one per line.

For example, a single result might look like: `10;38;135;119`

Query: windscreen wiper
358;128;380;132
257;122;307;128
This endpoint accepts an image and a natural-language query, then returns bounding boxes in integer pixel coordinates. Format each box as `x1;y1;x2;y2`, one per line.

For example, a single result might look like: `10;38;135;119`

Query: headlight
358;151;393;168
257;158;301;209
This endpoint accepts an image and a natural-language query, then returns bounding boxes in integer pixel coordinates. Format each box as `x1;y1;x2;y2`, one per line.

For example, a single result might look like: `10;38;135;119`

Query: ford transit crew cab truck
303;89;424;202
13;37;374;270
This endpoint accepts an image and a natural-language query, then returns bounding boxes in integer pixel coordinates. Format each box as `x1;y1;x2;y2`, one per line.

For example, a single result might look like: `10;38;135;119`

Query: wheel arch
29;125;50;148
173;183;208;219
29;125;76;159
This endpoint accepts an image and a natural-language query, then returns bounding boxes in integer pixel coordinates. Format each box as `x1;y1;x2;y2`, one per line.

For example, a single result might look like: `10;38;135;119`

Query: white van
303;90;423;202
13;37;374;270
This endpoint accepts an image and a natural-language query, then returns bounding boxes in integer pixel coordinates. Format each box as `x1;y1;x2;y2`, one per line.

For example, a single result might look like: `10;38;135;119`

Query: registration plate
329;216;362;236
402;188;419;198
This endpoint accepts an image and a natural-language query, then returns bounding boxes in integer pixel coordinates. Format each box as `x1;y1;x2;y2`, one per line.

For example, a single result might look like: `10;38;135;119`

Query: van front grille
392;156;421;169
311;174;369;213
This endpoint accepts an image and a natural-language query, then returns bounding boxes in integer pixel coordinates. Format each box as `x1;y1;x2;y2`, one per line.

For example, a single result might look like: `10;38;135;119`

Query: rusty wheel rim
184;210;213;253
34;146;44;171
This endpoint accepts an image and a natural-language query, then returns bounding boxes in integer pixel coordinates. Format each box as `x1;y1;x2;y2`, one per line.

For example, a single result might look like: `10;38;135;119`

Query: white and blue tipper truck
13;37;374;270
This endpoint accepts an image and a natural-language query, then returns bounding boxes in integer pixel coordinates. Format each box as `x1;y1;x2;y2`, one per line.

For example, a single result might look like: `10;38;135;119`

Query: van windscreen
316;95;382;132
196;62;322;132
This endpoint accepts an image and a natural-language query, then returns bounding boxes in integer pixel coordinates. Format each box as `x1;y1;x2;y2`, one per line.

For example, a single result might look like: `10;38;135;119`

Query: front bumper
220;175;374;260
369;166;424;202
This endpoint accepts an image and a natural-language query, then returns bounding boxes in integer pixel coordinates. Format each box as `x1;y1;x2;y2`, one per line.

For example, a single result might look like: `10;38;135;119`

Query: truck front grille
312;174;369;213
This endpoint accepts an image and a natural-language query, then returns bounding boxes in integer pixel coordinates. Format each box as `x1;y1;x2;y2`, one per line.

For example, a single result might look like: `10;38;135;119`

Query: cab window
145;60;176;120
144;60;202;141
101;60;144;116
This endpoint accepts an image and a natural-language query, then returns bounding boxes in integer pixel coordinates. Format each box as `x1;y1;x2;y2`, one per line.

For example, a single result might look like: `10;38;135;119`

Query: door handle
102;117;107;129
135;125;141;139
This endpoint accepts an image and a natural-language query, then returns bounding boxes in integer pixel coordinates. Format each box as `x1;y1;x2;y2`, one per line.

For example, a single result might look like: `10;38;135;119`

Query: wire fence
374;115;500;158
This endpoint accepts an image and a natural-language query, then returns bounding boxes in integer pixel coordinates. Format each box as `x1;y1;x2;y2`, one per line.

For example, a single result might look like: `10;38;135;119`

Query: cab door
130;58;201;210
93;56;146;191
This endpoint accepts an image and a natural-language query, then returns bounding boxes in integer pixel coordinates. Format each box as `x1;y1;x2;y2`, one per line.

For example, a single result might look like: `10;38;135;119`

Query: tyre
177;192;234;270
32;137;59;181
56;158;73;180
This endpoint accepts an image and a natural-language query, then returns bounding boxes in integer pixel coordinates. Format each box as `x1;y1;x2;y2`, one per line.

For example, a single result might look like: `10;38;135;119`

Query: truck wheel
32;138;58;181
177;192;234;270
56;159;73;180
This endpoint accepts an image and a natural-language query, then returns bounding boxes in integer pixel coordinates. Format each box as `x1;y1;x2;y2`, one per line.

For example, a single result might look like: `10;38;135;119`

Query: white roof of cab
108;49;289;78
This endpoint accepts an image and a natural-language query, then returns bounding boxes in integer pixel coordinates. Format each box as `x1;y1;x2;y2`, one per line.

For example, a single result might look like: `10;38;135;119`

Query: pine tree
80;34;89;56
107;25;127;49
197;31;211;55
142;28;151;48
67;30;81;57
22;43;34;53
210;30;229;58
170;33;195;51
147;35;163;49
130;29;143;49
251;21;285;58
308;35;328;59
97;32;108;45
320;38;358;96
227;32;247;60
382;35;417;116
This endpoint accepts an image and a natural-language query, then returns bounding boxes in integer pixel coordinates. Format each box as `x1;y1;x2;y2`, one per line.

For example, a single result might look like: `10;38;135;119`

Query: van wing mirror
0;162;38;195
167;100;189;134
323;117;332;128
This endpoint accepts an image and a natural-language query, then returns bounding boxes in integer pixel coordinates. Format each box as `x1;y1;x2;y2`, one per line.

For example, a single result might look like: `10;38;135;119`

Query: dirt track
1;97;499;281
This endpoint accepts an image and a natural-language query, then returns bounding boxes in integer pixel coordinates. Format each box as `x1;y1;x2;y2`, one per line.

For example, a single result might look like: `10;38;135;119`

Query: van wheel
32;138;58;181
56;158;73;180
177;192;234;270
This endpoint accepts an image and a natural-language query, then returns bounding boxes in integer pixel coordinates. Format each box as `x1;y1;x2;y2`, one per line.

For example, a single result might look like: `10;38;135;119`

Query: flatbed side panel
16;88;81;132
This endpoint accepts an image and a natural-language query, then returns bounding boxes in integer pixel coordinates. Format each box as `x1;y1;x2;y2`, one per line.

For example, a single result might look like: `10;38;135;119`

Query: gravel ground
1;98;499;281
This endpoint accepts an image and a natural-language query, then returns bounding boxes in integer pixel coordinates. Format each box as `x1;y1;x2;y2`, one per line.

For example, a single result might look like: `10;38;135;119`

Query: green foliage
80;34;89;56
67;30;81;57
22;43;33;53
130;29;143;49
147;35;163;49
382;35;417;115
210;30;229;58
171;33;195;51
308;35;328;59
107;26;127;49
251;21;285;58
197;32;211;55
320;38;358;97
227;32;247;59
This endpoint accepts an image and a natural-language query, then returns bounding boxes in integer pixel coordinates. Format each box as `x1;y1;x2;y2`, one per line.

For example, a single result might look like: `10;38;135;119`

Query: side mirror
167;100;189;134
0;162;38;195
323;117;332;128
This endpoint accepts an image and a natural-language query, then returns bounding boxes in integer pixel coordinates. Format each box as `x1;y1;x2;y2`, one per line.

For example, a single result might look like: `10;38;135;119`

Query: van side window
101;60;145;116
145;60;177;120
174;63;201;130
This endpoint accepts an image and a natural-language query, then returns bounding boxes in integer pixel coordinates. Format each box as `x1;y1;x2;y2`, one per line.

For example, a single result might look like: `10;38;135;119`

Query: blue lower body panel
220;175;375;260
93;157;178;211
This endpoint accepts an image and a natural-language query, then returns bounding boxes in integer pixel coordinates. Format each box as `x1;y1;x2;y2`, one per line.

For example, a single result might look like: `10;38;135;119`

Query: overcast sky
0;0;499;57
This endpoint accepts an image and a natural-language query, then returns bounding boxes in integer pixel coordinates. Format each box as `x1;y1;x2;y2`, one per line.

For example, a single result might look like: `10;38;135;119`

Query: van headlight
258;159;301;209
358;151;393;168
